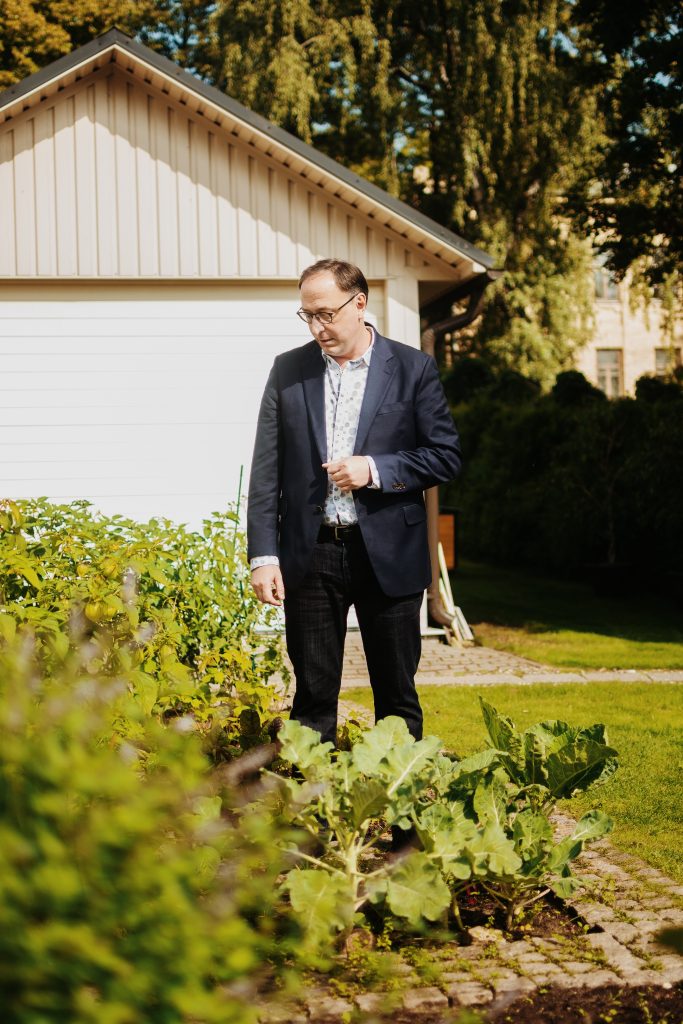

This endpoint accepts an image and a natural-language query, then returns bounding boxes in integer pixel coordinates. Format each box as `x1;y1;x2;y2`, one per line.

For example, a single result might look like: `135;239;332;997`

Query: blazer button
392;482;406;491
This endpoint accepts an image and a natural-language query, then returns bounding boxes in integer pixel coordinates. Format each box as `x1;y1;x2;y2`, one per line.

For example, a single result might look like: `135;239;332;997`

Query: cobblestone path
275;632;683;689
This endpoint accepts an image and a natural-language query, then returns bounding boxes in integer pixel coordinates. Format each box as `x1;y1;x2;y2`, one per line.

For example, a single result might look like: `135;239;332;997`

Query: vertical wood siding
0;68;443;281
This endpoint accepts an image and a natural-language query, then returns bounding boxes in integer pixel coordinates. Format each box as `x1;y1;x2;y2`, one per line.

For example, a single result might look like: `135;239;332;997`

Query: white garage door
0;282;311;528
0;282;385;529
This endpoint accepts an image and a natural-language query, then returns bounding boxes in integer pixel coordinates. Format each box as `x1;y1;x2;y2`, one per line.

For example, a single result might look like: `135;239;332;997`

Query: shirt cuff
250;555;280;570
366;456;381;489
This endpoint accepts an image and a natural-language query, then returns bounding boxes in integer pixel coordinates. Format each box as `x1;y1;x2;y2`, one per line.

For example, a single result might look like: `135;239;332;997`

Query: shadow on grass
451;560;683;646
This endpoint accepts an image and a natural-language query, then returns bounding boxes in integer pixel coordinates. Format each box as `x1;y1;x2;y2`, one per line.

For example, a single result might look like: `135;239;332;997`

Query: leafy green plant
0;630;303;1024
274;700;617;940
477;697;619;807
273;717;451;952
416;699;616;928
0;497;286;757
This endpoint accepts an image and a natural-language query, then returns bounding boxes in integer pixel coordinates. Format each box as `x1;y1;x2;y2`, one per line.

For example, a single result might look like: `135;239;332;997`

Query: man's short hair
299;259;369;299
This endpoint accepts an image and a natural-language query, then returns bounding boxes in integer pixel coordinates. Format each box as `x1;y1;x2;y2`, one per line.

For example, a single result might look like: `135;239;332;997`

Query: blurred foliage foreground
0;498;621;1021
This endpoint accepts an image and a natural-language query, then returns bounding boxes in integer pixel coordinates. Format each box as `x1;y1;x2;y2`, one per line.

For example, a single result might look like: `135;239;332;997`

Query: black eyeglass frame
296;292;360;325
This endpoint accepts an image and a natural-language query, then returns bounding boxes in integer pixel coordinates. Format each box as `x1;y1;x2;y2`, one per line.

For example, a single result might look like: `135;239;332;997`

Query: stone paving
340;632;683;688
258;814;683;1023
271;631;683;691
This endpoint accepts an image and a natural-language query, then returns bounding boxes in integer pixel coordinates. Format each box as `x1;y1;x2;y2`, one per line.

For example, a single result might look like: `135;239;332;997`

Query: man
248;258;461;745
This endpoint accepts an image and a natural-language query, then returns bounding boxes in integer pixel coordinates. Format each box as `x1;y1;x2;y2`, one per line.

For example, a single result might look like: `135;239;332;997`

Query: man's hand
251;564;285;606
323;456;372;493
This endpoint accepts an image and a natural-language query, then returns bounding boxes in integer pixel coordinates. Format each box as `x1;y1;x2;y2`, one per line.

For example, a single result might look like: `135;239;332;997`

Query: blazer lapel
300;341;327;464
354;334;396;454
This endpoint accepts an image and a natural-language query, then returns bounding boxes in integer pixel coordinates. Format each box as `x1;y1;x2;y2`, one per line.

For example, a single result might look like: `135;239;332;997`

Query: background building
575;256;682;397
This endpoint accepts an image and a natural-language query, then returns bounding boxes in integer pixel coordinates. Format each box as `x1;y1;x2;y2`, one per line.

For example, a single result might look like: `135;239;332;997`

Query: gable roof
0;28;495;279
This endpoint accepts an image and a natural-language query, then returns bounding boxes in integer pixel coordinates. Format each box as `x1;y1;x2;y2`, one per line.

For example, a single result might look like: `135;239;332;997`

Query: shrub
550;370;606;406
445;378;683;575
442;357;495;405
0;498;286;757
0;631;301;1024
634;374;683;403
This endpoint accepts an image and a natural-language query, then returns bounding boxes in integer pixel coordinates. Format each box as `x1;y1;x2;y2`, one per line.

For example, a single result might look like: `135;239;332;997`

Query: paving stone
525;966;569;984
491;975;536;995
575;969;623;988
654;956;683;983
354;992;387;1014
307;996;354;1022
621;970;677;988
546;973;596;989
639;895;678;910
587;933;650;974
600;920;641;944
563;961;600;975
258;1006;307;1024
441;971;476;985
500;940;535;957
402;987;449;1012
446;981;494;1006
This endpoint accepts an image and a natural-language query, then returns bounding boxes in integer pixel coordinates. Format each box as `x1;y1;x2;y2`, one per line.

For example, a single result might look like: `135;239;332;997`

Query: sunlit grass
345;682;683;882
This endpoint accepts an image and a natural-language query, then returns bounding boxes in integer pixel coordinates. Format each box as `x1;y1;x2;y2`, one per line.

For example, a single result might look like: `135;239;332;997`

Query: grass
450;560;683;668
344;682;683;883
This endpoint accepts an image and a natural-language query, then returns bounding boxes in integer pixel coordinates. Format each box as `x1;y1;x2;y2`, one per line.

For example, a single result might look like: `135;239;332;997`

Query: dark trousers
284;527;424;745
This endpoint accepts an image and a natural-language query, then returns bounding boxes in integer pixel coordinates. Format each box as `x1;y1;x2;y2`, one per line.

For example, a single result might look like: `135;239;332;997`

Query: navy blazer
247;332;462;597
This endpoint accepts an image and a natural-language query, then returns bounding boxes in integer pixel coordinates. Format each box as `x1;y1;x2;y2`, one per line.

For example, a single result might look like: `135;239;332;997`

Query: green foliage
570;1;682;290
0;497;286;758
0;631;302;1024
275;717;451;951
551;369;607;406
478;699;618;804
443;380;683;574
275;704;616;942
0;0;162;87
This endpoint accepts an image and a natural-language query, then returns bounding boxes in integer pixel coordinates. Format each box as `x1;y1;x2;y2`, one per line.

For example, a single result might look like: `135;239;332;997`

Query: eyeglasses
296;293;360;325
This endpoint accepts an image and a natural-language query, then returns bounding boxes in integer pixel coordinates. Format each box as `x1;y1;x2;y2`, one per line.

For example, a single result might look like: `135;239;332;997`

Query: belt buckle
333;525;345;541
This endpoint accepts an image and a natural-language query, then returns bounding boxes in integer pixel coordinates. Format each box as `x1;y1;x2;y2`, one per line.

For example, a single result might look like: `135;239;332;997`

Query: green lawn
344;683;683;882
450;560;683;668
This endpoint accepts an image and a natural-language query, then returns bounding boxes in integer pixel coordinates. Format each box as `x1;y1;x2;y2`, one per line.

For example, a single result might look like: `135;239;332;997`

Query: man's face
299;271;368;364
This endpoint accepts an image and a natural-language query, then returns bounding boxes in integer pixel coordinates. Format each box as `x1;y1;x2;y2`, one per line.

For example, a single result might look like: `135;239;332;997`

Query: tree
0;1;213;88
2;0;609;384
211;0;403;192
209;0;603;384
569;1;682;294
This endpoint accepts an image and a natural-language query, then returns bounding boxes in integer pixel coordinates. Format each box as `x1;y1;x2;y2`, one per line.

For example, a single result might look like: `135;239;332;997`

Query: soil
489;982;683;1024
456;884;589;942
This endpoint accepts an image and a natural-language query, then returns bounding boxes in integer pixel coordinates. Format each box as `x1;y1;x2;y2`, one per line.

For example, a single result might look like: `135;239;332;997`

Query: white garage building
0;29;496;530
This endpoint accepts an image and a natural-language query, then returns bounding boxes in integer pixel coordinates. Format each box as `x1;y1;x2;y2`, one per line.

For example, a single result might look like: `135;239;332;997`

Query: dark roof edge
0;28;496;270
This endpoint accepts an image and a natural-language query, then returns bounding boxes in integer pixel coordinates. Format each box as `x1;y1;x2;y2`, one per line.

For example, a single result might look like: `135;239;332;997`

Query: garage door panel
0;384;264;408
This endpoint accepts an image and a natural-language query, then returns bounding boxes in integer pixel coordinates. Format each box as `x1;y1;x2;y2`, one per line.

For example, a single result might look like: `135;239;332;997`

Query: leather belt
317;523;361;542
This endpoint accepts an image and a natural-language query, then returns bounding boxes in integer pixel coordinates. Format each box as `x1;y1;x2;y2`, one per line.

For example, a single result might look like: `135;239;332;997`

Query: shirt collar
321;324;375;370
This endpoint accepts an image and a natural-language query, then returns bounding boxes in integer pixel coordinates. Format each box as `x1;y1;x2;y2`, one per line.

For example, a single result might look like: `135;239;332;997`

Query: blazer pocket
402;503;426;526
376;400;412;417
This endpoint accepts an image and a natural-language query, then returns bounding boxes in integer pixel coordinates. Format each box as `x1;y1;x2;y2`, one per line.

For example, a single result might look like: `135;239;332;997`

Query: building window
597;349;623;397
593;255;619;300
655;347;682;379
